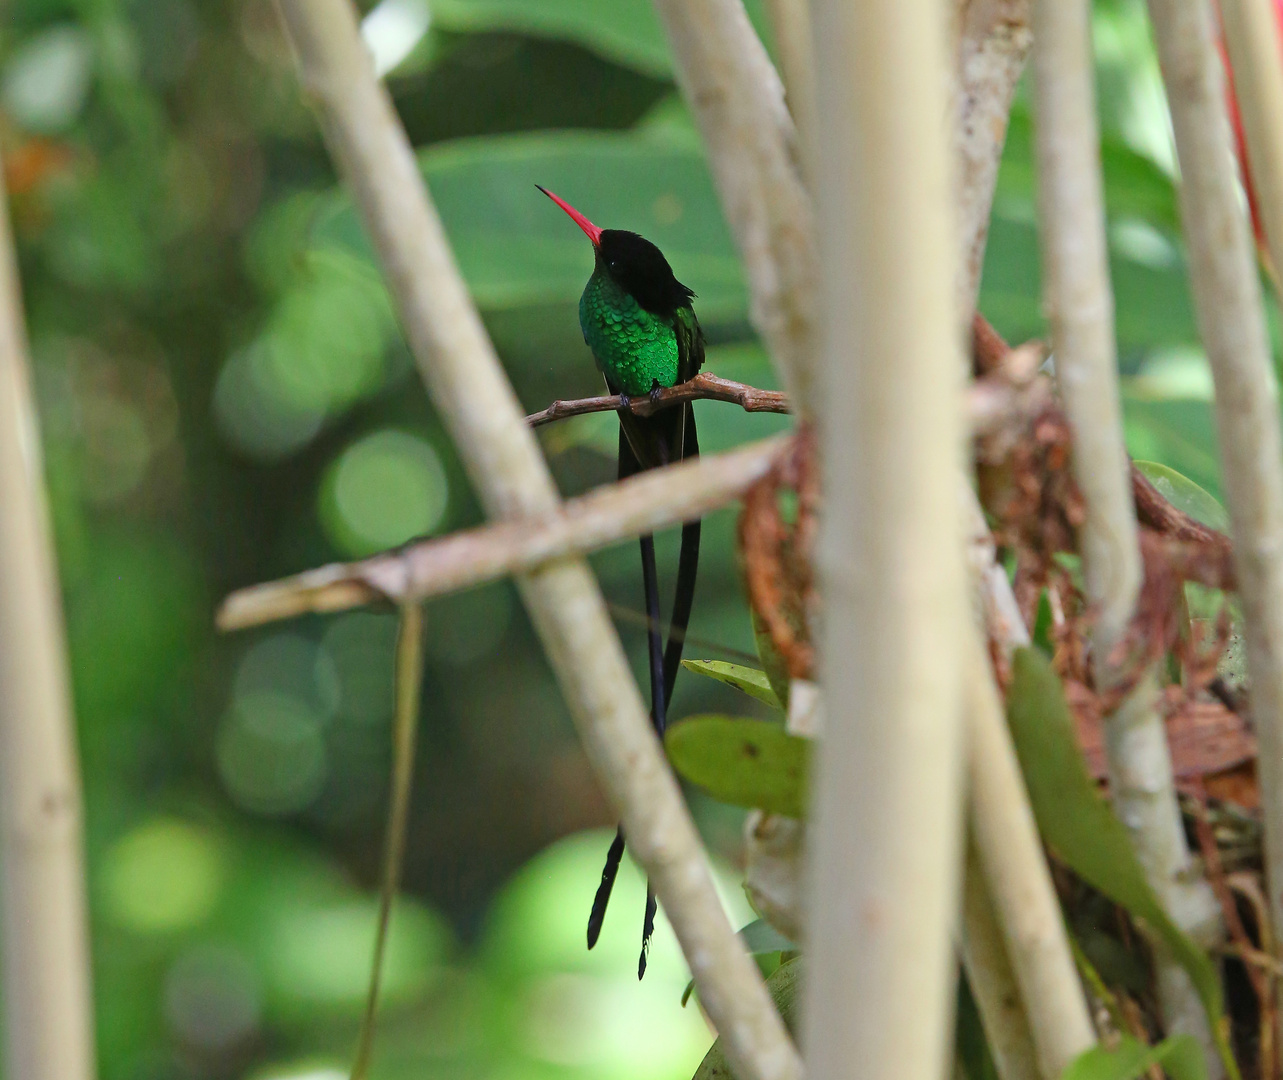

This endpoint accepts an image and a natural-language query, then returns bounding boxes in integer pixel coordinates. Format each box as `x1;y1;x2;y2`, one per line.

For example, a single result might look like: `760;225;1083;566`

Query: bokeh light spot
424;582;513;667
263;900;449;1010
163;944;262;1051
79;396;151;504
216;691;327;816
321;611;397;725
2;25;94;133
320;429;448;556
213;342;326;460
235;633;340;723
102;818;228;934
249;1066;345;1080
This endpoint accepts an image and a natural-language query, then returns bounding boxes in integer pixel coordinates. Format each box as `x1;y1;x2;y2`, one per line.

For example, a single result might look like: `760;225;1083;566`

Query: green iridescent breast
579;268;680;397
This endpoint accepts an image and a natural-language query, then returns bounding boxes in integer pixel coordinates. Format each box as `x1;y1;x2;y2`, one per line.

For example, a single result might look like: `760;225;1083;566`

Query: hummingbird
538;185;704;979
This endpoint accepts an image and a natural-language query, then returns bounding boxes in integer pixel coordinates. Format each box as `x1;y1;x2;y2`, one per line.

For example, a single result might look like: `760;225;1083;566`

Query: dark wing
675;306;705;383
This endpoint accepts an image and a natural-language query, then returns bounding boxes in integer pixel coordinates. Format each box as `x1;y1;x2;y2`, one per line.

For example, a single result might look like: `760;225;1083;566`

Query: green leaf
1122;394;1223;502
1007;649;1238;1080
1062;1035;1205;1080
999;105;1181;235
1032;589;1054;658
1133;460;1229;531
312;131;748;325
428;0;671;76
693;959;802;1079
665;716;808;818
750;608;793;709
736;917;797;954
681;660;783;709
426;0;772;79
682;919;795;1008
957;972;999;1080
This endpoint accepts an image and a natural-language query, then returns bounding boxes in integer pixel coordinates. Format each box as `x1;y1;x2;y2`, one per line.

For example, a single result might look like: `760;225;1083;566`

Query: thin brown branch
527;372;791;427
529;359;1050;443
217;435;789;632
651;0;819;416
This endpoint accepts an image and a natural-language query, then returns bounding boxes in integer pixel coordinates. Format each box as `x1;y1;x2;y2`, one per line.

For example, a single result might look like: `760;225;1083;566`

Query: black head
597;229;696;316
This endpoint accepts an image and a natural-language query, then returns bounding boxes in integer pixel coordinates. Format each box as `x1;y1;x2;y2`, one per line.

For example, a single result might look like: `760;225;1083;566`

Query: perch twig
527;372;790;426
218;435;788;630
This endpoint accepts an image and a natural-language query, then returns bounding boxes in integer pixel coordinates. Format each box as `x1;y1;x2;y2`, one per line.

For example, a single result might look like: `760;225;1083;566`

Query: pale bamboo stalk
960;841;1044;1080
1147;0;1283;985
272;6;801;1080
217;434;788;631
804;4;967;1080
1031;0;1135;650
763;0;818;182
966;629;1096;1077
650;0;819;417
1220;0;1283;298
0;162;96;1080
1031;0;1220;1060
966;488;1032;656
954;0;1033;314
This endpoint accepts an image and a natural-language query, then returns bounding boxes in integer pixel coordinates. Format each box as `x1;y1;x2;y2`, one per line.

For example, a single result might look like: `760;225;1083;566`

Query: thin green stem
351;602;424;1080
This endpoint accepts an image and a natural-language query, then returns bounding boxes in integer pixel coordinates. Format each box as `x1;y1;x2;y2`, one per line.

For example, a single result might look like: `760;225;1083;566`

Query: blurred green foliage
0;0;1260;1076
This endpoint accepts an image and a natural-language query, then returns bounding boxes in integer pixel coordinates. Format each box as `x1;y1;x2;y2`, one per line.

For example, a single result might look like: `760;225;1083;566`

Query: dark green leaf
426;0;772;79
665;715;808;818
312;131;749;325
957;972;999;1080
1007;649;1237;1080
1032;589;1054;658
1062;1035;1204;1080
999;105;1181;235
681;660;783;709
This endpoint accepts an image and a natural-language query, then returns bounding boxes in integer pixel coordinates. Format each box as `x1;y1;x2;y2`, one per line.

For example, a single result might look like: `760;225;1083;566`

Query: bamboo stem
273;5;802;1080
804;4;967;1080
1220;0;1283;304
763;0;818;183
954;0;1033;314
1031;0;1135;649
966;629;1096;1077
1147;0;1283;995
650;0;819;416
1032;0;1220;1060
0;158;96;1080
217;434;788;631
960;841;1044;1080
